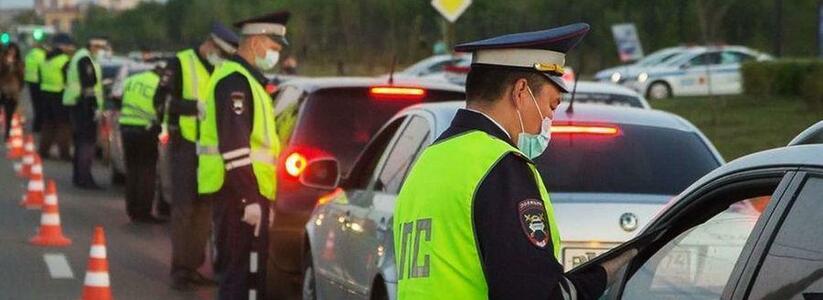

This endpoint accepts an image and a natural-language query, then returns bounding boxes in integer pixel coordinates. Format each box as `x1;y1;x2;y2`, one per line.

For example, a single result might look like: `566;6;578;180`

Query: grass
650;95;822;161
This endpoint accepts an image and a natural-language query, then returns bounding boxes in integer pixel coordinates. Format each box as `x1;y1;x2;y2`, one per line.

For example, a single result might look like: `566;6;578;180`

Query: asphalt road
0;135;216;299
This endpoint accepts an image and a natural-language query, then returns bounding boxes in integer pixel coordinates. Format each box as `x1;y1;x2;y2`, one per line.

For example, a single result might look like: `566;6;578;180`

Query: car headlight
610;72;622;83
637;72;649;83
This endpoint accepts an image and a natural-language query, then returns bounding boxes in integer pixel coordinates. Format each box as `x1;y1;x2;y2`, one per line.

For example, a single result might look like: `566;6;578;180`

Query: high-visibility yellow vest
39;53;70;93
63;48;103;107
393;131;561;299
176;49;211;142
119;71;160;127
197;60;280;201
24;47;46;83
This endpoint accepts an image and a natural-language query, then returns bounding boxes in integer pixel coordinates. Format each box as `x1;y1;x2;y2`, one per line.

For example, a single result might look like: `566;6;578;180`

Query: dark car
266;77;464;297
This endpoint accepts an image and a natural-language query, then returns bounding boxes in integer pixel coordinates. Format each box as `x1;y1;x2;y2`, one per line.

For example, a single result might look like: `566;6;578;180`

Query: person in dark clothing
0;43;25;140
38;34;74;160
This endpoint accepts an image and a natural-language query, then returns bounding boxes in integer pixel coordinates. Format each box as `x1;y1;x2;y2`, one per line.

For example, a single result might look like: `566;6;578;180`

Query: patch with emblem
231;92;245;115
518;198;549;249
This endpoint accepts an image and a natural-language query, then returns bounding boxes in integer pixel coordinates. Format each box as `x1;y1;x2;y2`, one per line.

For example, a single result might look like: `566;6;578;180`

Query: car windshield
289;87;464;173
536;124;720;197
637;49;683;66
562;92;644;108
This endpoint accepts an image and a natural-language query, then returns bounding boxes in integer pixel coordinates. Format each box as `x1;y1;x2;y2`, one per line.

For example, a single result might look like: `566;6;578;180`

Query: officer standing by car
63;37;108;189
118;65;166;223
38;33;73;161
197;11;288;299
154;22;239;290
393;24;637;300
23;38;47;133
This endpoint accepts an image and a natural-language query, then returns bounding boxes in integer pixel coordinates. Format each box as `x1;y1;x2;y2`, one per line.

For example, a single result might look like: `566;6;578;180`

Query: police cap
211;22;241;54
233;10;290;46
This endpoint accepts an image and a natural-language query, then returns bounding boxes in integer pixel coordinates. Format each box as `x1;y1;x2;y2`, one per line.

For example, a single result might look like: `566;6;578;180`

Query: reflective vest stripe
222;148;251;160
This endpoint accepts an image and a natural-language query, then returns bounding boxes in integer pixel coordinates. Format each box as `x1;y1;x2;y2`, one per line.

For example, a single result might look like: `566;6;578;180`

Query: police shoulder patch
518;198;549;249
231;92;245;115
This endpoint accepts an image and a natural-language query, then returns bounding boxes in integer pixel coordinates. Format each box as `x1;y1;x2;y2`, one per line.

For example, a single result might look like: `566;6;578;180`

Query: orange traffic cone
20;154;45;209
18;135;36;178
30;180;72;247
6;115;24;160
81;226;113;300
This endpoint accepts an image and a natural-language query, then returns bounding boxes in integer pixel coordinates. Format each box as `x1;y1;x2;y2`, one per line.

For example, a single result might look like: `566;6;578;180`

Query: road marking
44;253;74;279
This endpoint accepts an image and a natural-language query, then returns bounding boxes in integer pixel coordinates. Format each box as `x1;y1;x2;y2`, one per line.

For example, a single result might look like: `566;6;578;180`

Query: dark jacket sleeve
473;153;607;300
213;73;260;204
78;57;96;89
164;57;198;116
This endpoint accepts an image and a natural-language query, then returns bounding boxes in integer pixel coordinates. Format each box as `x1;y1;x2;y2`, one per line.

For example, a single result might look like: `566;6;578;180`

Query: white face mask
95;49;107;60
255;49;280;72
206;52;223;66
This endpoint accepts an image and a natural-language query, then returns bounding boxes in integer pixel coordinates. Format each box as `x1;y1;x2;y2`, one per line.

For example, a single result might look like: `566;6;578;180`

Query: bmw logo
620;213;639;232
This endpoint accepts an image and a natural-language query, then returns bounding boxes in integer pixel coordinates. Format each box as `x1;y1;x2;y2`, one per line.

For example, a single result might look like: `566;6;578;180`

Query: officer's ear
509;78;530;111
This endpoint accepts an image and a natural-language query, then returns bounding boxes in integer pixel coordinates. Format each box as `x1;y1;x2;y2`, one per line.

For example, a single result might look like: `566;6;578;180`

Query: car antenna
566;69;579;114
388;55;397;85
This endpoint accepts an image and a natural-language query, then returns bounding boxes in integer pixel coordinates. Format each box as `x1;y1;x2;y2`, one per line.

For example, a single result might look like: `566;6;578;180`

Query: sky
0;0;35;9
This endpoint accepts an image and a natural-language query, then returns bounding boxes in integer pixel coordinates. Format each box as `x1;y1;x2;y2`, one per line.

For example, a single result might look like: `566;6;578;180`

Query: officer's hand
242;202;262;237
600;248;638;286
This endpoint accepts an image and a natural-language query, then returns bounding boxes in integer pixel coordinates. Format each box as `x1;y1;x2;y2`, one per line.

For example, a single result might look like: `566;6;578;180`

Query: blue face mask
516;87;552;160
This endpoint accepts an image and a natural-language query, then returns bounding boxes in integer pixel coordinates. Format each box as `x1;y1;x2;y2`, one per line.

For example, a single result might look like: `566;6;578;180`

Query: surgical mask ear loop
526;86;546;120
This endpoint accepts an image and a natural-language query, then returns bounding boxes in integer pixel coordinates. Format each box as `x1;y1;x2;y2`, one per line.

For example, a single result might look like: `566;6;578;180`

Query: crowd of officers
10;10;292;299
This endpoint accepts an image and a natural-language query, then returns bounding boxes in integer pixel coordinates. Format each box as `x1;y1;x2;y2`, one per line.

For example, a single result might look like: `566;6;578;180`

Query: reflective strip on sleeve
225;158;252;171
222;148;251;160
196;145;219;155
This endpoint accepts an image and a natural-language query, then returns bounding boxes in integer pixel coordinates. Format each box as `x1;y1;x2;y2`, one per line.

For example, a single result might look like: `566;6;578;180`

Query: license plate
563;247;611;271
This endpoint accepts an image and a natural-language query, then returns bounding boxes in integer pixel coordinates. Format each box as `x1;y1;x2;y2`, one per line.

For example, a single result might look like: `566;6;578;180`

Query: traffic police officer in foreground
155;22;239;290
393;23;637;299
119;64;165;223
64;37;108;189
198;11;287;299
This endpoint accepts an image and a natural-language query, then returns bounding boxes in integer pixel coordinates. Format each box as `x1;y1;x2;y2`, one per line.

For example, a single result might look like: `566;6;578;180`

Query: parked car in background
301;101;724;300
398;53;471;77
564;81;651;109
571;122;823;300
265;77;465;298
595;46;689;83
622;46;772;99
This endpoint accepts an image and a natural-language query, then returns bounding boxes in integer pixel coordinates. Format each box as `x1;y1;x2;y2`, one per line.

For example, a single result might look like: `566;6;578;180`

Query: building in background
93;0;142;12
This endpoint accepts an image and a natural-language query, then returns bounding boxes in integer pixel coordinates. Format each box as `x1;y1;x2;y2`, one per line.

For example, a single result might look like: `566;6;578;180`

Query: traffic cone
30;180;72;247
6;115;24;160
18;135;36;178
20;154;45;209
81;226;113;300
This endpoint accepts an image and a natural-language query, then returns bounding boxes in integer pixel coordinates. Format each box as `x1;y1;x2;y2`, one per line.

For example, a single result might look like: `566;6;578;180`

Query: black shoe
133;215;168;224
187;271;217;286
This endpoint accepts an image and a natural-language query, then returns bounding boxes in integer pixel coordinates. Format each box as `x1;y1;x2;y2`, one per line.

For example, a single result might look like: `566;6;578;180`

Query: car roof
788;120;823;146
280;76;465;93
572;81;643;97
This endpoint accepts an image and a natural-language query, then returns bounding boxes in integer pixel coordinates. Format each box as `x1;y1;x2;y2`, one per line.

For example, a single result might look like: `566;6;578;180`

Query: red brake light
552;124;621;136
369;86;427;100
284;152;308;177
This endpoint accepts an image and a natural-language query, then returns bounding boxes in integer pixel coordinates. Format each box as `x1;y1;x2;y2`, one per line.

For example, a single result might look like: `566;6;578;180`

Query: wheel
647;81;672;100
302;251;318;300
370;279;389;300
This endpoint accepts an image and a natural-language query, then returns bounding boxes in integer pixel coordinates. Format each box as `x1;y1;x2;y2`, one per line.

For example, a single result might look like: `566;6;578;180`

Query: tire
647;81;672;100
370;279;389;300
302;250;318;300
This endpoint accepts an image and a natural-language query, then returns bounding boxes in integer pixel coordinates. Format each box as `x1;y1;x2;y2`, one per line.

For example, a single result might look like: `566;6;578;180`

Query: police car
398;53;471;77
572;121;823;300
621;46;772;99
300;101;724;300
594;46;688;84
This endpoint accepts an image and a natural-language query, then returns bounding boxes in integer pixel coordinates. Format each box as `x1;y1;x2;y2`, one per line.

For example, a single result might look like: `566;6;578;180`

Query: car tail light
552;123;621;136
284;151;308;177
369;86;427;100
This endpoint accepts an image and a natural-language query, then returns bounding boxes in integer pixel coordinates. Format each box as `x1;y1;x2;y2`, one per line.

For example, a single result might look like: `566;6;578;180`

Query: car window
719;51;754;65
373;116;430;194
622;194;773;299
747;175;823;300
687;52;721;67
272;85;306;147
345;117;406;190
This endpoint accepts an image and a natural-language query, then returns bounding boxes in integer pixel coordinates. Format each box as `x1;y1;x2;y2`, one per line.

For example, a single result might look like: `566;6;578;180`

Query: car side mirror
300;158;341;190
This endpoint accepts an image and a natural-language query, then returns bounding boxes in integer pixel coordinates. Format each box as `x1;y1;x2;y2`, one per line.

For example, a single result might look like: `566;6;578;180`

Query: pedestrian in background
38;34;74;160
0;43;25;141
24;39;48;134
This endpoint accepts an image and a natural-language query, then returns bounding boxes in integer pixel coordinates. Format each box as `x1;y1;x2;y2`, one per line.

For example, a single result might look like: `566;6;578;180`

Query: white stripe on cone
90;245;107;259
41;213;61;226
45;194;57;205
29;181;44;191
83;271;110;287
31;165;42;173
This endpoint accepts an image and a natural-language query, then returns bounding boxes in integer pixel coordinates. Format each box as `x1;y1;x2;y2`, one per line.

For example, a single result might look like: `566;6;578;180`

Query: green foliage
742;59;823;109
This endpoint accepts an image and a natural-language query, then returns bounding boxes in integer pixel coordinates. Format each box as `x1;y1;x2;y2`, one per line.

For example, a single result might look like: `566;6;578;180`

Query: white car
623;46;772;99
564;81;651;109
595;46;689;83
398;53;471;77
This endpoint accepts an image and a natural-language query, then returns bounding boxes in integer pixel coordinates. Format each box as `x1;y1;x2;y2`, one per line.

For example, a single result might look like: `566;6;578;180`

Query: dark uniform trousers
169;128;213;277
211;185;270;300
1;91;18;140
70;98;98;185
121;125;158;219
28;82;43;133
38;91;71;159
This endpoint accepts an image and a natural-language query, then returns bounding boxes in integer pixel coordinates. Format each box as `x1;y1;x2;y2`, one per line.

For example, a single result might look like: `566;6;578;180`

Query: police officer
198;11;288;299
23;39;47;133
38;33;73;161
119;65;165;223
393;24;637;300
155;22;239;290
63;37;108;189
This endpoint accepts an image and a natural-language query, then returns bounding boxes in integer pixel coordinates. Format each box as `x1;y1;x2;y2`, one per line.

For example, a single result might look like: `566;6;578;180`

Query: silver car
301;101;724;300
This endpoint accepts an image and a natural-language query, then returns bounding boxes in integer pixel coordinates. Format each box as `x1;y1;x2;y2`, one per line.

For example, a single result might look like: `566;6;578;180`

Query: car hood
595;64;644;80
551;193;671;243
